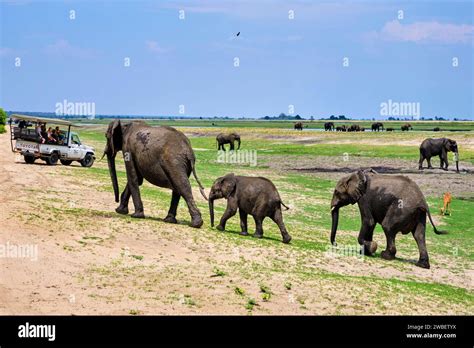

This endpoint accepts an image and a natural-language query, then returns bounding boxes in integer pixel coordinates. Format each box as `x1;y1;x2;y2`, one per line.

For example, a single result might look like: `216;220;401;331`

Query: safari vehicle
9;114;96;167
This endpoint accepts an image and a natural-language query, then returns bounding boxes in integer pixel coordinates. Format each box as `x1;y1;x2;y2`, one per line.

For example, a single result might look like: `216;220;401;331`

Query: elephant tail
280;201;290;210
192;165;208;201
424;207;448;235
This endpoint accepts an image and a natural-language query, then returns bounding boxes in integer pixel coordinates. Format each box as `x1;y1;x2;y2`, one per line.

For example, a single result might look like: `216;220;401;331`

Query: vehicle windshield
71;134;81;145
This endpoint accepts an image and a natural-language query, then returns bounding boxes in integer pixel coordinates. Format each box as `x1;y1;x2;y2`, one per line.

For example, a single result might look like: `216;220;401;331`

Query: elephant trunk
107;154;120;203
209;197;215;227
330;207;339;245
455;151;459;173
237;138;241;150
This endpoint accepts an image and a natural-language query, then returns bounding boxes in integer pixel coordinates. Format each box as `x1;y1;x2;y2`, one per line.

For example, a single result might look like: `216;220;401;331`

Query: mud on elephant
330;169;446;269
104;120;208;228
209;173;291;243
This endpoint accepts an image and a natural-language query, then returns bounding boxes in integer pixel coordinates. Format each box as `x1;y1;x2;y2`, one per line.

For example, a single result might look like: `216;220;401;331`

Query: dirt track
0;132;472;315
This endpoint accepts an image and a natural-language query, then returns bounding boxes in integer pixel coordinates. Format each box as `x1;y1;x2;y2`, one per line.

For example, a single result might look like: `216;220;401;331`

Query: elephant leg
358;221;377;256
253;216;264;238
125;161;145;218
427;156;433;169
413;216;430;269
418;153;424;170
164;191;180;224
230;142;234;151
443;153;449;170
116;183;131;214
381;230;397;261
168;170;203;228
239;209;249;236
271;208;291;244
439;155;444;169
217;201;237;231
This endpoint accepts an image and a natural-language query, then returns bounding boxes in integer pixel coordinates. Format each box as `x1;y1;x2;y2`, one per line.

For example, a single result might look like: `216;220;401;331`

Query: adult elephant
294;122;303;131
419;138;459;172
330;170;446;269
216;133;241;151
104;120;208;228
371;122;384;132
324;122;335;131
401;123;412;131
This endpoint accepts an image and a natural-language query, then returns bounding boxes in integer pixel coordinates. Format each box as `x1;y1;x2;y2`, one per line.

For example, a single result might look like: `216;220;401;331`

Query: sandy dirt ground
0;132;472;315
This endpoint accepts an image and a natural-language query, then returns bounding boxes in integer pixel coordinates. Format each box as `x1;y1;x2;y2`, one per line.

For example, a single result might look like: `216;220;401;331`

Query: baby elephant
330;170;446;269
209;174;292;243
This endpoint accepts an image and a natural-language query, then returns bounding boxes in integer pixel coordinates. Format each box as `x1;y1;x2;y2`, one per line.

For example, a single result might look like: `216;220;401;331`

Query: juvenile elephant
401;123;412;131
330;170;446;269
419;138;459;172
348;124;360;132
104;120;207;228
294;122;303;131
216;133;241;151
208;173;291;243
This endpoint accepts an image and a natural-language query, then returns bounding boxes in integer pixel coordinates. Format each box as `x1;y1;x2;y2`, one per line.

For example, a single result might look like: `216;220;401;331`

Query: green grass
0;124;5;134
66;125;473;312
75;127;474;259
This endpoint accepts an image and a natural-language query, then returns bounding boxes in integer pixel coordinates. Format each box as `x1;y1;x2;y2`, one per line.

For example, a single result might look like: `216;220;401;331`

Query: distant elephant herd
294;121;446;132
320;121;415;132
104;120;461;270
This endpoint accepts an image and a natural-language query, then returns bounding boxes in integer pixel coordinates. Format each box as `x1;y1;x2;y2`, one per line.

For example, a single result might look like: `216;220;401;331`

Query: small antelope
440;192;452;216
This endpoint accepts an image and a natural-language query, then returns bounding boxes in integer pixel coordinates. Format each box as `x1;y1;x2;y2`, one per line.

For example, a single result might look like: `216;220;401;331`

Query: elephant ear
346;170;367;203
222;173;237;198
106;120;122;156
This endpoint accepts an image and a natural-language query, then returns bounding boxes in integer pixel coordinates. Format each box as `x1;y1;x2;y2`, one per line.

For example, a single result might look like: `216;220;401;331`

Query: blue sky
0;0;472;119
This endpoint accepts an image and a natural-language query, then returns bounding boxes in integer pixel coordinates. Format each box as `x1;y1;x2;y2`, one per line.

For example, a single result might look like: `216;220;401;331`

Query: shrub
0;108;6;126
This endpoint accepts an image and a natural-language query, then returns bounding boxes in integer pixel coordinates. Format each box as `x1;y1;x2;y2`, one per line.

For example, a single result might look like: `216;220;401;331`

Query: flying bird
236;32;240;37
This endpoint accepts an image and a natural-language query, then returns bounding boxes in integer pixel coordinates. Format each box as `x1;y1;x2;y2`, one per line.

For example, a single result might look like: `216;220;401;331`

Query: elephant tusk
331;206;335;211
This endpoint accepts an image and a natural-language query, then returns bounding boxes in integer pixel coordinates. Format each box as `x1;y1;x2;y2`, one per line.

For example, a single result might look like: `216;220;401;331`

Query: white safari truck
9;114;96;167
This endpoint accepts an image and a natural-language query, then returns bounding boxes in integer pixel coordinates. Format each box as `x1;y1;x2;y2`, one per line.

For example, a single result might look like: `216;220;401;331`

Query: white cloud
369;20;474;44
44;39;97;59
145;40;169;54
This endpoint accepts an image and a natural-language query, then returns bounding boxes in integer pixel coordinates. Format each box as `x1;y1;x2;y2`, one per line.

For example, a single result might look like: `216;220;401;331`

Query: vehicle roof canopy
10;114;79;127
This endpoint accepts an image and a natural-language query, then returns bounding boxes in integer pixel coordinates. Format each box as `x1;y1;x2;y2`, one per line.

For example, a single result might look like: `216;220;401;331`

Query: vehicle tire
80;153;94;167
46;152;59;165
24;154;35;164
60;159;73;166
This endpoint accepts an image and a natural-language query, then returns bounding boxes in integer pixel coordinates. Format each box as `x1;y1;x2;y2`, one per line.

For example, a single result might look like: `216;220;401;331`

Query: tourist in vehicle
47;127;57;144
56;127;65;144
36;123;45;143
51;129;59;143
